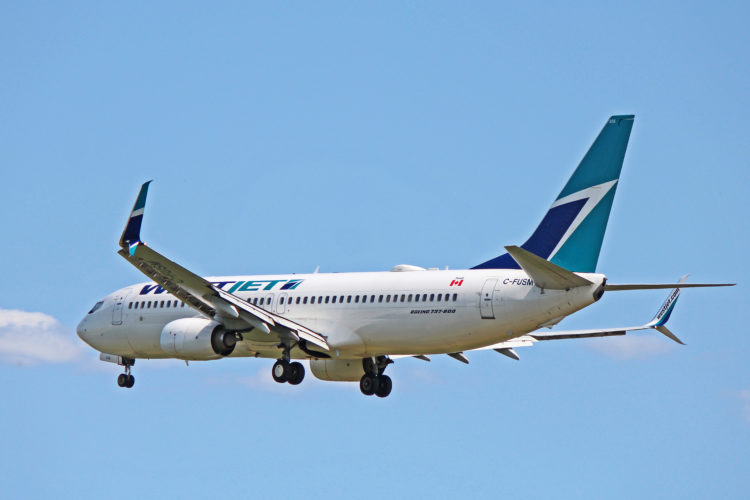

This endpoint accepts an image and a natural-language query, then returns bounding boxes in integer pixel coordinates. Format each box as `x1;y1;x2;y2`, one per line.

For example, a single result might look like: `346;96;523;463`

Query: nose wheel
116;359;135;388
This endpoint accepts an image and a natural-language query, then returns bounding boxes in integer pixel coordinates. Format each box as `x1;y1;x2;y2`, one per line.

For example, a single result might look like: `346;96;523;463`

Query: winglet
504;245;592;290
645;276;687;345
119;181;152;249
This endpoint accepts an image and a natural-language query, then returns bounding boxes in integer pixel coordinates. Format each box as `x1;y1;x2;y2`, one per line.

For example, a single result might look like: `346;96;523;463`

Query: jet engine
310;359;365;381
160;318;237;360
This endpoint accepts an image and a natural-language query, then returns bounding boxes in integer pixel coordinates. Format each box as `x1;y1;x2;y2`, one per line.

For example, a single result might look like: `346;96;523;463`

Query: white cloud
586;335;673;360
0;308;84;365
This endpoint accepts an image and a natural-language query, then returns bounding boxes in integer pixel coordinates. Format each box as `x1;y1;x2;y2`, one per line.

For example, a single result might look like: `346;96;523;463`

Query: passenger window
296;297;300;304
304;297;308;304
407;294;412;302
378;295;383;303
332;296;337;304
437;294;442;301
354;296;359;303
325;296;330;304
453;293;458;301
429;294;434;301
422;294;428;301
128;302;132;309
400;294;405;302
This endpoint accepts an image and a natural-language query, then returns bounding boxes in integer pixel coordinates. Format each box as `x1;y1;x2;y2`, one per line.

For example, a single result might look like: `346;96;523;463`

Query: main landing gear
360;356;393;398
271;346;305;385
116;358;135;388
271;359;305;385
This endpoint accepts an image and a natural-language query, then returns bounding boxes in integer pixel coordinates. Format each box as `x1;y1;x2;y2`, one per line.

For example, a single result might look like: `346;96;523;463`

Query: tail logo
546;179;618;262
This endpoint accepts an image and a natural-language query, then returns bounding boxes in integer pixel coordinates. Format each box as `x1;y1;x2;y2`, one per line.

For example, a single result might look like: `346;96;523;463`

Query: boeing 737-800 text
77;115;733;397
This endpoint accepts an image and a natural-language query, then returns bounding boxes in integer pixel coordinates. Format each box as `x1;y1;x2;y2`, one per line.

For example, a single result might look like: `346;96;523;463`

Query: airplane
76;115;733;397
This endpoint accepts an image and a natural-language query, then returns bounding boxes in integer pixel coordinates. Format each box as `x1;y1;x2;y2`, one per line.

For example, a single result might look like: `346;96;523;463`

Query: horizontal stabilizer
504;246;592;290
605;283;734;291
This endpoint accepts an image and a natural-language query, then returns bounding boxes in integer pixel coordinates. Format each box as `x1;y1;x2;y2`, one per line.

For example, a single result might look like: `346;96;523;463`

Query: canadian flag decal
450;278;464;287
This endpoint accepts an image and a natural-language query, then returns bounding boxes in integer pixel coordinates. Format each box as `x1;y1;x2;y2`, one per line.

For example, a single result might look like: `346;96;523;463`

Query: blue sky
1;2;748;498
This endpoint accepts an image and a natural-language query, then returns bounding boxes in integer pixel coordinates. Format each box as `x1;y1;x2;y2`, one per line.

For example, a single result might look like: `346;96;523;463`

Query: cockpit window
88;301;104;314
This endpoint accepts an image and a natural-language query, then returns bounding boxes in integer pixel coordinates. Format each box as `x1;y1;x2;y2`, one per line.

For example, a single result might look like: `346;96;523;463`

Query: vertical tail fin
474;115;634;272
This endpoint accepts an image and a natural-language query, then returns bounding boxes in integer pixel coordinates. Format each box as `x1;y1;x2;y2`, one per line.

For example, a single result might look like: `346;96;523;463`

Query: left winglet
119;181;152;248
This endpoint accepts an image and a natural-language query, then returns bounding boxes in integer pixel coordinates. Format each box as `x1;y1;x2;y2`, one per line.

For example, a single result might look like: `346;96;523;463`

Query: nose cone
76;317;91;344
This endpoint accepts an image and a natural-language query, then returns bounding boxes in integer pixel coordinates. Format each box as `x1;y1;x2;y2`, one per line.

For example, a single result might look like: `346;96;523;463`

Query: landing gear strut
271;345;305;385
360;356;393;398
116;358;135;388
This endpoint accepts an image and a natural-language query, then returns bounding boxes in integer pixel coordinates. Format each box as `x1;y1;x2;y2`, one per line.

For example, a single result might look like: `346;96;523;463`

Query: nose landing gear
360;356;393;398
116;358;135;388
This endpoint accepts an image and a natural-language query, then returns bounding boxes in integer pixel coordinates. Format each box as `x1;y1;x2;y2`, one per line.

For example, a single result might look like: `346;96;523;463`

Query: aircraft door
480;278;498;319
112;296;125;325
278;293;288;314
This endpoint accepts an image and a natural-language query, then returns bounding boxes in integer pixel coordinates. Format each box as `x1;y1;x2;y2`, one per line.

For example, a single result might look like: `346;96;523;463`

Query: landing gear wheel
359;374;380;396
287;362;305;385
375;375;392;398
116;358;136;389
272;360;290;383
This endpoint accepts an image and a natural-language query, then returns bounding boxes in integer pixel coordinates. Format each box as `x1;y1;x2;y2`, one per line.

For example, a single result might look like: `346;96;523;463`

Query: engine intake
160;318;236;360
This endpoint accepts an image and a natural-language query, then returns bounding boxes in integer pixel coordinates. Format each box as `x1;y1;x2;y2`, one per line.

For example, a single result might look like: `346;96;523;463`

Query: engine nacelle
160;318;236;360
310;359;365;381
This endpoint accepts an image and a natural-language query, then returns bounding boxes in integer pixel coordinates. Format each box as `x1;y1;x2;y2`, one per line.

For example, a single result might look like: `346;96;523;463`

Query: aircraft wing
457;280;689;362
117;182;330;352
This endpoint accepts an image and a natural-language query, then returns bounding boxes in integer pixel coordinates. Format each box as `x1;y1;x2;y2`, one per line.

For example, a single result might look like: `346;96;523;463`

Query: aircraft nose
76;317;89;342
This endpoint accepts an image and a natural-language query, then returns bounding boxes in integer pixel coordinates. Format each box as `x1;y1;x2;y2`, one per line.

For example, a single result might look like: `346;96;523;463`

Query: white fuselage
77;268;605;360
